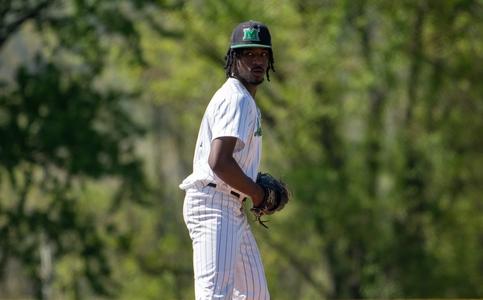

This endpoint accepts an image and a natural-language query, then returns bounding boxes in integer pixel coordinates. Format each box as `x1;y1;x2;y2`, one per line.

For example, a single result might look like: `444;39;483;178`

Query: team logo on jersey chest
254;115;262;137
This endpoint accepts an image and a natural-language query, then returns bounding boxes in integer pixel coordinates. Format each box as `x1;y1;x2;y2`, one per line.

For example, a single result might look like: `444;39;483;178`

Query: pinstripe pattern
183;188;269;299
179;78;262;194
180;77;268;299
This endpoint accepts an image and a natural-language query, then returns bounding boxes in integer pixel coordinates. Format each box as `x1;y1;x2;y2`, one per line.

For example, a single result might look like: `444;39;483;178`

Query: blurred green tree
0;0;181;298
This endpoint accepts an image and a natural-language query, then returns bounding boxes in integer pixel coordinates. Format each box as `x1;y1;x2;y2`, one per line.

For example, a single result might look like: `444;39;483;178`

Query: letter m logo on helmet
242;27;260;42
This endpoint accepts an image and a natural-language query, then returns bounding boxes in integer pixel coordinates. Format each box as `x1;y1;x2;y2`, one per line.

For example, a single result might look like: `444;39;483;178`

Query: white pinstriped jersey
179;77;262;193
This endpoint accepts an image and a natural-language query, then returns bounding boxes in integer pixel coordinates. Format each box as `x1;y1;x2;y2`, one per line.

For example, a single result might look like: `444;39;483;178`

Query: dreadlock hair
224;48;275;81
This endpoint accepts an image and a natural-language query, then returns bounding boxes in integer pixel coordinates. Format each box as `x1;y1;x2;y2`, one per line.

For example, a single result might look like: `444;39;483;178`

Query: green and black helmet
229;20;272;49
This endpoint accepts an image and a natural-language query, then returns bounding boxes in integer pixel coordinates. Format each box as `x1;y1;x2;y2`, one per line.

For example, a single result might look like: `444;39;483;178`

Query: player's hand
250;172;291;228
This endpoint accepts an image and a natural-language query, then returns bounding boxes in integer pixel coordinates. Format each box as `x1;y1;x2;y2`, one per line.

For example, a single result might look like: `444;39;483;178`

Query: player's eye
241;50;268;59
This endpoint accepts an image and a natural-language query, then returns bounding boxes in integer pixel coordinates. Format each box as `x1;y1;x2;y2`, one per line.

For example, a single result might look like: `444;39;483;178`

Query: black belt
207;183;244;199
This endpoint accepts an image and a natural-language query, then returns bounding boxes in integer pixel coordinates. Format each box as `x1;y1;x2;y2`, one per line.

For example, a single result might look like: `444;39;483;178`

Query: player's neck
245;84;257;98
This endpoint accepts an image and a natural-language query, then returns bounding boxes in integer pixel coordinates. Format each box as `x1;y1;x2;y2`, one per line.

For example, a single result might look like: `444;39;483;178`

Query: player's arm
208;136;264;206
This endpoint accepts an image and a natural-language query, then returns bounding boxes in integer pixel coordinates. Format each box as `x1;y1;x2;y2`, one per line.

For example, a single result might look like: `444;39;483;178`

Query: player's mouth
251;67;265;75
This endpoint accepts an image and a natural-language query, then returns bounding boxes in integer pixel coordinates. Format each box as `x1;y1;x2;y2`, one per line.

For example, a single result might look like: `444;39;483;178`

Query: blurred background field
0;0;482;299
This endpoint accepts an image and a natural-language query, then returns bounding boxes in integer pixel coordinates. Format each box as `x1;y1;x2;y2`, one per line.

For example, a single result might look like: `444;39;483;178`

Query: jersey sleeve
211;93;254;152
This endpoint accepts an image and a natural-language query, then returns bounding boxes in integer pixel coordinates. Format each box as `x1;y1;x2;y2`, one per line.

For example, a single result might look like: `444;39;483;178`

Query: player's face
235;48;270;85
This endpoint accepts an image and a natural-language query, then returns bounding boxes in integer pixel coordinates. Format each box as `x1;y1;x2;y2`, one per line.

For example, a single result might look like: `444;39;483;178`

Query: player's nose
253;54;267;64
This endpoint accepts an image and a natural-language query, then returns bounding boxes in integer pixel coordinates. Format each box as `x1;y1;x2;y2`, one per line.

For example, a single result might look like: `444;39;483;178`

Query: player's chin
249;77;265;85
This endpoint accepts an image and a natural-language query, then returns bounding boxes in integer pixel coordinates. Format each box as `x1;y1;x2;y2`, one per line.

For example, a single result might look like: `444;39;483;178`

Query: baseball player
179;20;276;299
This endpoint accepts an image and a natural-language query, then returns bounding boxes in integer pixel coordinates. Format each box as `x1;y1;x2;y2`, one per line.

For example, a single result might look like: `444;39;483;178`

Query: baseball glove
251;172;290;228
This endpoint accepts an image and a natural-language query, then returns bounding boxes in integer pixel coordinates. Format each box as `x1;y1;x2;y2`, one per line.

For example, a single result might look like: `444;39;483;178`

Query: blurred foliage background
1;0;482;299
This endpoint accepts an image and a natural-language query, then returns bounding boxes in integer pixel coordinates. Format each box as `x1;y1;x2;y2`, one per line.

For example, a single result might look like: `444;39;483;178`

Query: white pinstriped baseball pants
183;186;270;300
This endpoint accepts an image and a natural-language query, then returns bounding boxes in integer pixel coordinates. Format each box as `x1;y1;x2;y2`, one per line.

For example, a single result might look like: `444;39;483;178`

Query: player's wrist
251;184;265;207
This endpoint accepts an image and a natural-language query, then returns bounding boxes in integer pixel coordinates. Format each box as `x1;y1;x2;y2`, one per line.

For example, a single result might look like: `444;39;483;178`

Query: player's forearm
210;157;264;206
